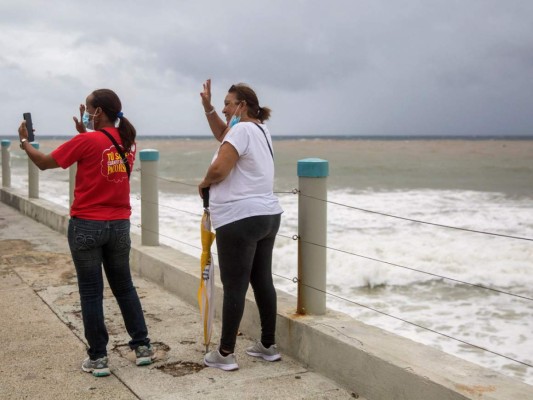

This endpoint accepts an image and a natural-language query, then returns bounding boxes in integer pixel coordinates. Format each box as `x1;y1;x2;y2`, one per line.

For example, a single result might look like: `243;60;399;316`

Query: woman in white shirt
199;80;283;371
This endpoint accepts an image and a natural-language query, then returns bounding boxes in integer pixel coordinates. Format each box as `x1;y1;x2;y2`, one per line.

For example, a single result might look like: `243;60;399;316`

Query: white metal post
28;142;40;198
1;140;11;188
297;158;329;315
69;163;77;208
140;149;159;246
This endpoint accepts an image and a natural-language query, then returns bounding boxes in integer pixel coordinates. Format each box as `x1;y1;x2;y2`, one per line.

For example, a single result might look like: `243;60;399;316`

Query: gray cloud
1;0;533;136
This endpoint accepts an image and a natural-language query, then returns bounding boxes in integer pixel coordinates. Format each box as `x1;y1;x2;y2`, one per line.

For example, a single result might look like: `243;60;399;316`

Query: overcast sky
2;1;533;136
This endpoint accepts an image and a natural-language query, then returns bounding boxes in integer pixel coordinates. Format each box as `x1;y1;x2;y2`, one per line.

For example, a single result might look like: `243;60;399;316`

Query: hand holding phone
23;112;35;142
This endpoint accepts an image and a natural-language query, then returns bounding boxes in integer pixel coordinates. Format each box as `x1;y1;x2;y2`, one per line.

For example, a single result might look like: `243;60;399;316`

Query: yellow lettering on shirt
107;162;126;175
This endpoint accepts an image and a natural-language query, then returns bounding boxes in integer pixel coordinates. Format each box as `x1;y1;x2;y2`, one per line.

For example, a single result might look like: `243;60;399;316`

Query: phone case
23;113;34;142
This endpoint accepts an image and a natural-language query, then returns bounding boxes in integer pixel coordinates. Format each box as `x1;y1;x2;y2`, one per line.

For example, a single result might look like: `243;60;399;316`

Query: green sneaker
135;345;154;366
82;356;111;377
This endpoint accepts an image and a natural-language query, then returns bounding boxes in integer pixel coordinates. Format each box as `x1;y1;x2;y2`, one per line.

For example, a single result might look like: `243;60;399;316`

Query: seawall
2;186;531;400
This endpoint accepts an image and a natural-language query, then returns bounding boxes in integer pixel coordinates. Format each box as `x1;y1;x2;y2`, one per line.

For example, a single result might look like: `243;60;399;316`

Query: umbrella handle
202;187;210;209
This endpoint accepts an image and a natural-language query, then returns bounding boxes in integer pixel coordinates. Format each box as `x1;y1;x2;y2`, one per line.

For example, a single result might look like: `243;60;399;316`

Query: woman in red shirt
18;89;153;377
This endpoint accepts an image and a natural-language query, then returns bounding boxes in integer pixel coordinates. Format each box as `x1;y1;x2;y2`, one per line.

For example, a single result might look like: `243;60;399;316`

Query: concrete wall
2;186;532;400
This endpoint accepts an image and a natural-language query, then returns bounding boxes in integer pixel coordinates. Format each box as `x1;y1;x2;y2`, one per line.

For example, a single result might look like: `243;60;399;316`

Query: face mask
229;103;242;128
82;111;95;130
229;114;241;128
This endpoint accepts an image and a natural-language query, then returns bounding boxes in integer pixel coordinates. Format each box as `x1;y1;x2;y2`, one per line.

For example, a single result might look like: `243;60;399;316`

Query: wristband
205;108;216;116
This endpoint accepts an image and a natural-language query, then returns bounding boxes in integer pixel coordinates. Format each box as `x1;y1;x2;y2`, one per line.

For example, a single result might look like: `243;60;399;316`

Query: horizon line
2;134;533;142
144;133;533;139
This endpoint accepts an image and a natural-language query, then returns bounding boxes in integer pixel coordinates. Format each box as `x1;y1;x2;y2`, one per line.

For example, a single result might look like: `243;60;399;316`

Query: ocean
4;136;533;385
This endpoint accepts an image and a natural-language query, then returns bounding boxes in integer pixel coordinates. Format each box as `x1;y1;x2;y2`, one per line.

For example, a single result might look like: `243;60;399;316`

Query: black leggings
215;213;281;353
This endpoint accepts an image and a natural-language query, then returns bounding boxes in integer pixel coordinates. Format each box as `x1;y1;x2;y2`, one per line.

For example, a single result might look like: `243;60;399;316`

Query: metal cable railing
297;190;533;242
294;236;533;302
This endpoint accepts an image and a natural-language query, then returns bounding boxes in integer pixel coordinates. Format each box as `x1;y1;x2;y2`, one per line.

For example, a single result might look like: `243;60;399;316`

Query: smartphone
23;112;35;142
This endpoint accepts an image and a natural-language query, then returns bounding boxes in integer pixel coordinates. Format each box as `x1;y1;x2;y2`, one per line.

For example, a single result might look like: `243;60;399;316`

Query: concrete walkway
0;201;360;400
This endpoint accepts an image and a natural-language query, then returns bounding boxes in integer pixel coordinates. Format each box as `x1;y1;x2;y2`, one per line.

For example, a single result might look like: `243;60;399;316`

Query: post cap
30;142;39;149
297;158;329;177
1;139;11;147
139;149;159;161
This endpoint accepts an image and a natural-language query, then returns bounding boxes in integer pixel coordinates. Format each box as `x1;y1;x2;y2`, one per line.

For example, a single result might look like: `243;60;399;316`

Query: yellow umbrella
198;188;216;353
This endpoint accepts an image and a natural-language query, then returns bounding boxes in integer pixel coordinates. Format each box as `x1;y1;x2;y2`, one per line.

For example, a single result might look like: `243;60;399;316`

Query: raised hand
73;104;87;133
200;79;213;112
18;121;29;141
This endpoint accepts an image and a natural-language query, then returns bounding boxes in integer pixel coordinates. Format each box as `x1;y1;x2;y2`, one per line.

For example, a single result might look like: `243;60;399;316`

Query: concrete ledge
1;188;69;234
2;187;532;400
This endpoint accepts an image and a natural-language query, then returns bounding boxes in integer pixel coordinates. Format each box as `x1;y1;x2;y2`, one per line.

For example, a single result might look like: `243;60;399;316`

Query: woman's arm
23;143;59;170
205;110;230;143
201;79;230;142
198;142;239;196
18;121;59;170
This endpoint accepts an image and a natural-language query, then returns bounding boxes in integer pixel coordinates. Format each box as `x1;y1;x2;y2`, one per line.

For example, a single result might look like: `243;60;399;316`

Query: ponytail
257;106;272;122
91;89;136;152
117;116;136;152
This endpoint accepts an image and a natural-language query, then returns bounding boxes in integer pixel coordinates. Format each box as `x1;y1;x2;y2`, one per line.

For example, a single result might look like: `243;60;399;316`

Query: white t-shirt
209;122;283;229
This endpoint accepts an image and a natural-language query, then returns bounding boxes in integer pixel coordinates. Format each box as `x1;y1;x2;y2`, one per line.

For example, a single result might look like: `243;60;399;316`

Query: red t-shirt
51;128;135;220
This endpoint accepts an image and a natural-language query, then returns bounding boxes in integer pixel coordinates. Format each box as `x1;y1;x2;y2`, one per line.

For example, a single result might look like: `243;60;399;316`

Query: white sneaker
245;342;281;361
203;350;239;371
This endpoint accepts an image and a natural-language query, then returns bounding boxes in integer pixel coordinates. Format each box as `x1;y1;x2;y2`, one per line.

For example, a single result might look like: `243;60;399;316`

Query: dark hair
228;83;271;122
90;89;136;152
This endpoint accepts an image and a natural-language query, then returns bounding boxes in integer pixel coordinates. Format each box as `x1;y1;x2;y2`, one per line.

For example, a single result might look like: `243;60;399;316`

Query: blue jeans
68;218;150;360
216;214;281;353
